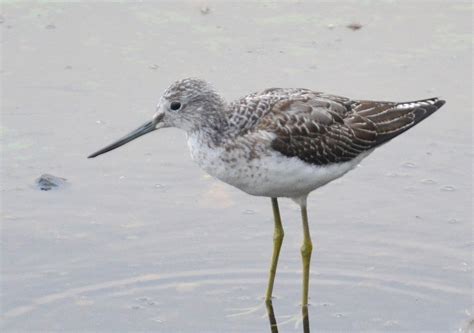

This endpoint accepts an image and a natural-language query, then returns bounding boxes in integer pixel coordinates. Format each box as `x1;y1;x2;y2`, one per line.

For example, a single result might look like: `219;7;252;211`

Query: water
1;2;472;332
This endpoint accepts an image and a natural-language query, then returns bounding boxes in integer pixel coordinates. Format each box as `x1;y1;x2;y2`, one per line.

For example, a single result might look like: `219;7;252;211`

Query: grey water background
1;1;472;332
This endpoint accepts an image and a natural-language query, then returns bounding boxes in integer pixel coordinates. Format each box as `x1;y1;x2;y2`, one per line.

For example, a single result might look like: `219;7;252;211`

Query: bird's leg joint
300;240;313;259
273;228;284;243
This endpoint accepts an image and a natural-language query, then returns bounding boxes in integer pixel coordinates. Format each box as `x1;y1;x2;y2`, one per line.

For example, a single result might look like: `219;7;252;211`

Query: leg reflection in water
265;300;279;333
302;305;310;333
265;300;311;333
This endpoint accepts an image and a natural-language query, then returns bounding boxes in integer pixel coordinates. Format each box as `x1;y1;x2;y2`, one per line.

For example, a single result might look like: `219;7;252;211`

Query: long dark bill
88;120;155;158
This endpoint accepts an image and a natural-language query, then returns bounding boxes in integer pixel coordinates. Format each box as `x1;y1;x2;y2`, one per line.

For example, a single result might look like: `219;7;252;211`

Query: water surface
1;2;472;332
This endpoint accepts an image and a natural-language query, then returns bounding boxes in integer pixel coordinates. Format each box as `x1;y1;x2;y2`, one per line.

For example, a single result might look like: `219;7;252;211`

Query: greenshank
89;78;445;310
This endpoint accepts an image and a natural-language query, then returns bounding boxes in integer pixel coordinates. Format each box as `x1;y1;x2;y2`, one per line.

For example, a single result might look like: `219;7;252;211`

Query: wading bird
89;78;444;310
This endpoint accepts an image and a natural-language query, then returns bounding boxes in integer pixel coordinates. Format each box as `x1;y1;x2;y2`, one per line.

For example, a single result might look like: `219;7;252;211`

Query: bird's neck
187;104;231;148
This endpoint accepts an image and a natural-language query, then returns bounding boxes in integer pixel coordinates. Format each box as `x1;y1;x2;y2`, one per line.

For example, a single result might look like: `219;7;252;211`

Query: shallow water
1;2;472;332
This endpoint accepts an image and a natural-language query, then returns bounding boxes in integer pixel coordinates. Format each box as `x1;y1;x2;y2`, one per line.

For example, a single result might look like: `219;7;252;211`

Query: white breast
187;133;372;199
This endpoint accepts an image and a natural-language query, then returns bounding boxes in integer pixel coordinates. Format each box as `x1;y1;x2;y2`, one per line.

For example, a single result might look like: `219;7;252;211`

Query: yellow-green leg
265;197;285;301
300;203;313;308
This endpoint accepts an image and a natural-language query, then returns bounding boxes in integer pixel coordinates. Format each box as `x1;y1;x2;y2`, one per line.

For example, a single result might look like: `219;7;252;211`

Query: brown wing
354;98;445;146
257;95;445;166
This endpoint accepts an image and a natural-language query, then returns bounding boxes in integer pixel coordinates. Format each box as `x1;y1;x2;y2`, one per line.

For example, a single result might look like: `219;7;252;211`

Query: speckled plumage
157;78;444;201
90;78;445;201
236;89;444;165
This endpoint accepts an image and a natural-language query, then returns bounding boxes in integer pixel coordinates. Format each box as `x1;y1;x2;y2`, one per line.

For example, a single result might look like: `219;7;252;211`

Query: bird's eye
170;101;181;111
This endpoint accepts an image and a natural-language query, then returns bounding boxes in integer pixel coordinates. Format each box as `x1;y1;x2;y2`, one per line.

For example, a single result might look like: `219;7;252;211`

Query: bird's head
88;78;225;159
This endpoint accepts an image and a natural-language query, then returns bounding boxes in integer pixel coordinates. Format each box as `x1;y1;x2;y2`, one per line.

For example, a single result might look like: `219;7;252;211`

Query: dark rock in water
35;174;67;191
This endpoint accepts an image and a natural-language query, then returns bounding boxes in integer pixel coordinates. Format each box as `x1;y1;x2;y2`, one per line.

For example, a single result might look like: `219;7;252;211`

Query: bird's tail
356;97;446;146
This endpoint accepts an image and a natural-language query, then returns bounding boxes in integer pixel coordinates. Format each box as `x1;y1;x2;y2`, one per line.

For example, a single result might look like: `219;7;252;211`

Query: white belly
187;135;371;199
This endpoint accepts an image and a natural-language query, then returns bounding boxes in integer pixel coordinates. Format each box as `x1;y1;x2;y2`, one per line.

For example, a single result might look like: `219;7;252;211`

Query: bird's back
226;89;445;166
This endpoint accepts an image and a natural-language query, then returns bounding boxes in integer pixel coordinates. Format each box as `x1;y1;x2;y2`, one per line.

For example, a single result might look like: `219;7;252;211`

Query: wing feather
250;94;445;166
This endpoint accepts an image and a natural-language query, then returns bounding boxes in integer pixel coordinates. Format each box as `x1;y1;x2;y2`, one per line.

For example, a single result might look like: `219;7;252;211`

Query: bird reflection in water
265;300;310;333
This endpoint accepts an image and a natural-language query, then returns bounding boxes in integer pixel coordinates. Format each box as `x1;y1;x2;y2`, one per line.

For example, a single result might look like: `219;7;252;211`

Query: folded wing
257;94;445;166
